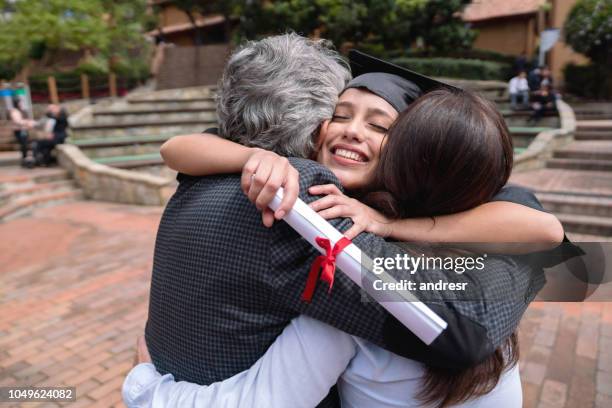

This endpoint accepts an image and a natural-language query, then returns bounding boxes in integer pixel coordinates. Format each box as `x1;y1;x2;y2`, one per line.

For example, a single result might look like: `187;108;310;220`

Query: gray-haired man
142;34;545;407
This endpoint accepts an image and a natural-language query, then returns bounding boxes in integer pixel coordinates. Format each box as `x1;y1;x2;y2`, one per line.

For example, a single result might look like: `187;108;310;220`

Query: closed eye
332;114;350;121
370;123;388;132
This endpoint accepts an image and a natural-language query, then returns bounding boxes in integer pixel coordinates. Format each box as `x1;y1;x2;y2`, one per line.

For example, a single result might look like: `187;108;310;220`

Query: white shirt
508;77;529;94
123;315;522;408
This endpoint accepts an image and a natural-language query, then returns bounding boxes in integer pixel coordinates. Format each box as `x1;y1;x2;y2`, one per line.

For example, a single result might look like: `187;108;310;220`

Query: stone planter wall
513;99;576;172
57;144;175;206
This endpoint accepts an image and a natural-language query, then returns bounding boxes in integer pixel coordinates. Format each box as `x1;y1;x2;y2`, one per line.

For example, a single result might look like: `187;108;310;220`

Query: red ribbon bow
302;236;352;303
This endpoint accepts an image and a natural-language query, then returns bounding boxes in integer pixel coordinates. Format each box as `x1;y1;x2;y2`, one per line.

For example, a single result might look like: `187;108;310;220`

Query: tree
235;0;474;55
564;0;612;64
0;0;150;77
564;0;612;96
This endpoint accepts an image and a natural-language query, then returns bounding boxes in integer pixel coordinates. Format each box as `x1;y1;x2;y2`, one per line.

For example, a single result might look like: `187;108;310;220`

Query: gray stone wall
57;144;175;206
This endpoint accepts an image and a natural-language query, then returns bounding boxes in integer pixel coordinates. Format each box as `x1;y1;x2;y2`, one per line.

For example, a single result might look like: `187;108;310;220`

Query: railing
27;74;145;103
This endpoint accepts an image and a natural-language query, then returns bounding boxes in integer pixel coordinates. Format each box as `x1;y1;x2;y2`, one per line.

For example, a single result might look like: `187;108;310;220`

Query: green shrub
449;49;516;65
76;56;109;76
28;41;47;60
354;43;388;58
390;57;510;81
0;60;21;81
402;48;515;65
112;57;150;80
563;63;611;100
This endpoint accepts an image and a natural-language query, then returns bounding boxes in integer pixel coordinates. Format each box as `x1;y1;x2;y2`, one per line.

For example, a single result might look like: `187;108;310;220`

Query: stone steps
93;102;216;116
556;213;612;236
576;122;612;132
70;135;168;159
574;131;612;141
98;100;215;112
0;168;71;185
513;111;612;238
0;167;83;222
0;142;18;151
70;136;170;159
90;111;215;125
504;116;559;128
126;96;215;105
0;179;76;205
0;151;21;167
71;121;216;139
546;158;612;172
92;107;216;125
501;109;557;118
509;126;555;137
71;135;170;148
548;119;612;172
565;232;612;242
536;116;612;237
511;168;612;196
0;128;18;152
67;86;220;172
575;112;612;121
72;114;216;131
537;192;612;218
553;141;612;161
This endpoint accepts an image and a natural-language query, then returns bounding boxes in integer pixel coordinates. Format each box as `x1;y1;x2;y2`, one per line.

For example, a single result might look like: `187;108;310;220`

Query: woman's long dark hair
365;88;517;407
368;88;513;218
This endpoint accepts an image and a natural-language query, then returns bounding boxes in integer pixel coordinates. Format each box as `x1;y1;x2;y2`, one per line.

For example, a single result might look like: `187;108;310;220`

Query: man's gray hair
216;33;351;158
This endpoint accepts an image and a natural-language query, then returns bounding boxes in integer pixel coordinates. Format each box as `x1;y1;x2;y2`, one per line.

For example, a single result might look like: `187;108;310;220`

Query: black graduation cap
346;50;460;112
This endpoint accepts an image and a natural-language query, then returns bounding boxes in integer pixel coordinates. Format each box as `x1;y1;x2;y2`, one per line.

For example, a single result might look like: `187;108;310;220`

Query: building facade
463;0;589;85
147;0;228;46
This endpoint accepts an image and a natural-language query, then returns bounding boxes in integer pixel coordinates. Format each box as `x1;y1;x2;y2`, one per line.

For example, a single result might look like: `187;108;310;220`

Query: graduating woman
125;53;564;407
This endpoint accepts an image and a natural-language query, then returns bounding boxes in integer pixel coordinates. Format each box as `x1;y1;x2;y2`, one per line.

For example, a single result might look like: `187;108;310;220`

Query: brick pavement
1;200;611;407
0;201;162;407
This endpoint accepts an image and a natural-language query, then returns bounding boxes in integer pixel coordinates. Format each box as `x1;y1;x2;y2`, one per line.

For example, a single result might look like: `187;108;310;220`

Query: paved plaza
0;199;611;407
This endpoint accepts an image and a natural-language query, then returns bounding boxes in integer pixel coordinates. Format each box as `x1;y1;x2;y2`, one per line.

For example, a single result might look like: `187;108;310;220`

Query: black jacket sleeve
490;184;544;210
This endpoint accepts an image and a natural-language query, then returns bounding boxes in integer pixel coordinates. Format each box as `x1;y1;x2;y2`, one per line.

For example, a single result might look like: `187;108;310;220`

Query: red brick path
519;302;612;407
1;200;610;407
0;201;162;407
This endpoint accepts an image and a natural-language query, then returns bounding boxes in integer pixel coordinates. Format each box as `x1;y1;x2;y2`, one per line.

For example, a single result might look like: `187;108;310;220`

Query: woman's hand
241;149;300;227
308;184;393;239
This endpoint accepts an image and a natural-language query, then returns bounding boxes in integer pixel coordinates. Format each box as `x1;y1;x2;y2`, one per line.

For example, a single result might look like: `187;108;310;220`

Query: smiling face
316;88;398;190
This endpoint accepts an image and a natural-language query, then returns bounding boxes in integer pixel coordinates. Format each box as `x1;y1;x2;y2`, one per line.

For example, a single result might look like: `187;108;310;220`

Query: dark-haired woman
125;85;562;408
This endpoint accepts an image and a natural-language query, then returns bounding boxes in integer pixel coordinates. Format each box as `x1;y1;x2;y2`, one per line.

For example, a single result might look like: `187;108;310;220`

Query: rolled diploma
269;187;447;345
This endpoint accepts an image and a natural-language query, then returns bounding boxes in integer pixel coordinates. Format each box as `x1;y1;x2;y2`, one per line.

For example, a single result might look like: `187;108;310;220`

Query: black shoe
21;158;36;169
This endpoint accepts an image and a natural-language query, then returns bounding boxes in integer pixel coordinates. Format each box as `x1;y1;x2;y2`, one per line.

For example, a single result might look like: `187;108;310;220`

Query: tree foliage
0;0;151;75
564;0;612;64
230;0;474;53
